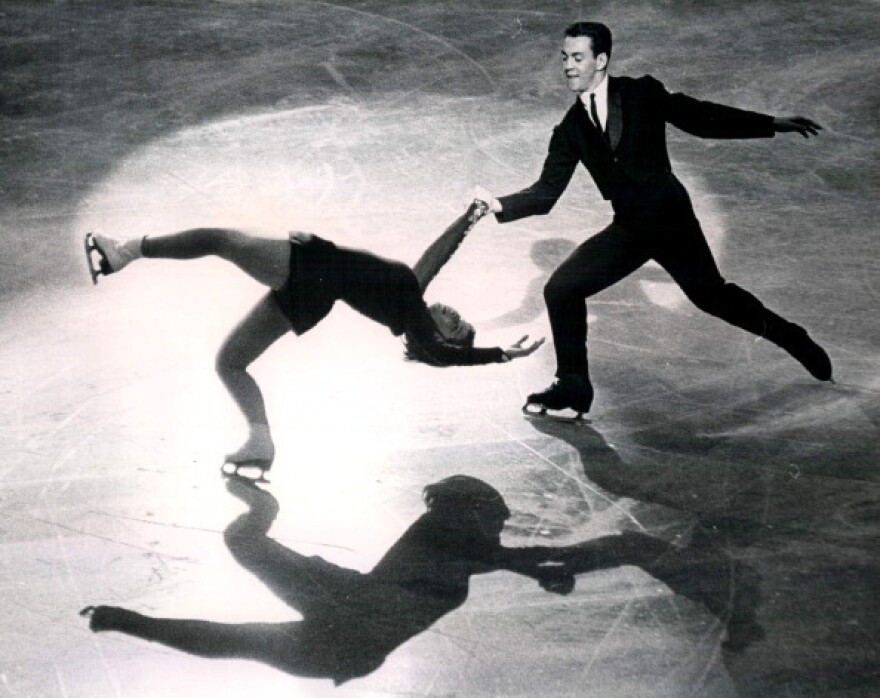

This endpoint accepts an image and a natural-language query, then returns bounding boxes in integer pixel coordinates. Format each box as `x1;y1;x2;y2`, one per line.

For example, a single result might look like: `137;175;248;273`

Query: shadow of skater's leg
84;605;297;664
225;476;279;534
223;477;363;612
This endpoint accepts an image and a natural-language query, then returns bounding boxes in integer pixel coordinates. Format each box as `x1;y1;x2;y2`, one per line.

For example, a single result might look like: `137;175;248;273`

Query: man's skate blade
221;460;271;483
522;403;590;425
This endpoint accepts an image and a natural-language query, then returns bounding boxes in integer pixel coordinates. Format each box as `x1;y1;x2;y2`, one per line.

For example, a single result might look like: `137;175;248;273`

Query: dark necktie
590;92;608;144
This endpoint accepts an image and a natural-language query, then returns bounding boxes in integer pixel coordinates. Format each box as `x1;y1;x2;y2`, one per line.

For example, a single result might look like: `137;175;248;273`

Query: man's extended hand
774;116;822;138
471;185;503;213
503;335;545;361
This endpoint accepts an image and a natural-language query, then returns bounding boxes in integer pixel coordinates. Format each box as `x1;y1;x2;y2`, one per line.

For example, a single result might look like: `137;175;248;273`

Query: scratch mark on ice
481;417;647;534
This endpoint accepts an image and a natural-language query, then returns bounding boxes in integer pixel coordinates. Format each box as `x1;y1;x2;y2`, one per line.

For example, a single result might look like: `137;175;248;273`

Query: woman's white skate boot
221;425;275;483
84;233;139;284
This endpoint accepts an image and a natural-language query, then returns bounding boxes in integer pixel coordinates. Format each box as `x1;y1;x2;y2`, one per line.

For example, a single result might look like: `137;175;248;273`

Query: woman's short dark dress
271;233;504;366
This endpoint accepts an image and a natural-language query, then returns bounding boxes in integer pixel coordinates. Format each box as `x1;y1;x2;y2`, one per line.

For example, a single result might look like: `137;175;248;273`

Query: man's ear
597;52;609;71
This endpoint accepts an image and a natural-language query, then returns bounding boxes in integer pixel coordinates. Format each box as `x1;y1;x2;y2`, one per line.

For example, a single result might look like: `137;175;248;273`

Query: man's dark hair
564;22;612;60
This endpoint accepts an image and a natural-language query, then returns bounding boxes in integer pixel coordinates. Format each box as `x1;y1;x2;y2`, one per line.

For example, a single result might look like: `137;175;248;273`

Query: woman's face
429;303;474;344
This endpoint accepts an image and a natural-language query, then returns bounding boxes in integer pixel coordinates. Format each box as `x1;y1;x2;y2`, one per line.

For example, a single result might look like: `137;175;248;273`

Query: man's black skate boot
766;320;833;382
523;374;594;420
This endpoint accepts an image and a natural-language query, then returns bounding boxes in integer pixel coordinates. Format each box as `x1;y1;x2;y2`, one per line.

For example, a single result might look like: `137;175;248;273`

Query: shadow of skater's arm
492;534;696;595
525;532;765;651
488;545;577;594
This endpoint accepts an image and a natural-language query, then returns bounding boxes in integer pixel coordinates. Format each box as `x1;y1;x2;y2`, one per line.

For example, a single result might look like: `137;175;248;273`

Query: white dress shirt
579;74;609;131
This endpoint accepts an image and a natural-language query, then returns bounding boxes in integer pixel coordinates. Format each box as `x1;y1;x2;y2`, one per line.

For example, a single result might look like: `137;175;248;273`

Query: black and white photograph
1;1;878;695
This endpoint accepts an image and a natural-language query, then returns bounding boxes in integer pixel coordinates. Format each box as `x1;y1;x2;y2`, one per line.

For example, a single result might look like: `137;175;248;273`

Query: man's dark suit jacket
496;75;776;224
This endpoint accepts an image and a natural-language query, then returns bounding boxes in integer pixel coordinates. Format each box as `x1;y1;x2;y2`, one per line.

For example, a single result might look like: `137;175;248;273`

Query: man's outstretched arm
661;76;823;142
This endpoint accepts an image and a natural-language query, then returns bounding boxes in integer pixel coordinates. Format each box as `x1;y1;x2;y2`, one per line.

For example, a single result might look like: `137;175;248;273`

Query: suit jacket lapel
607;77;623;151
572;97;608;156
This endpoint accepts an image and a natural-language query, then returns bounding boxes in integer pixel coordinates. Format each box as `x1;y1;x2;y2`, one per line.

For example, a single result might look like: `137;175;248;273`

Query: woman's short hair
423;475;511;523
403;308;476;366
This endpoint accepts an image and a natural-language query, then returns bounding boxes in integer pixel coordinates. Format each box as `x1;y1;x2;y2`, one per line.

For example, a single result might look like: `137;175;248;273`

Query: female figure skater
84;202;543;479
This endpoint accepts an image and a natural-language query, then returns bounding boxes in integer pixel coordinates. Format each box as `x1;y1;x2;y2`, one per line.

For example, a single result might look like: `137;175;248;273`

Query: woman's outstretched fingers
505;335;545;359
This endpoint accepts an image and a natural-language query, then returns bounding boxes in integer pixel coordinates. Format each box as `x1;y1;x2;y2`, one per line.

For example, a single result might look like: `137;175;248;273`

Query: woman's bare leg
92;229;295;466
216;292;292;465
95;228;291;290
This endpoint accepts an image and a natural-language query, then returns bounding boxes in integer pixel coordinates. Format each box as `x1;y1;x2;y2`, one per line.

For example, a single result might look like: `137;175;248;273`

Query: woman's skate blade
220;459;272;483
83;233;102;284
83;232;113;284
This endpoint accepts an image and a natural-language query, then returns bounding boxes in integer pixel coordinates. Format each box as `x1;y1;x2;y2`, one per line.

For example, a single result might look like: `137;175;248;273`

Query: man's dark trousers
544;174;786;378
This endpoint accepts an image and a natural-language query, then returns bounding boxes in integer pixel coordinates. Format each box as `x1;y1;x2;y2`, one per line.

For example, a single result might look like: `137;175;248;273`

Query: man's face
561;35;607;93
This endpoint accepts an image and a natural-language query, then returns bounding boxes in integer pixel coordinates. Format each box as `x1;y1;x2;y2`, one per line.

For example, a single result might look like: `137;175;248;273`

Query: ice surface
0;2;878;696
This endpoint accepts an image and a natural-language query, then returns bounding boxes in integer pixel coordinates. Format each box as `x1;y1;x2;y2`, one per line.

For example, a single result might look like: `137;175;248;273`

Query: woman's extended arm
412;200;488;292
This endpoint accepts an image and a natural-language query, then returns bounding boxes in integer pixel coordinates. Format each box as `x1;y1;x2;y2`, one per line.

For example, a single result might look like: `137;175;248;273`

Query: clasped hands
535;561;577;595
469;185;503;213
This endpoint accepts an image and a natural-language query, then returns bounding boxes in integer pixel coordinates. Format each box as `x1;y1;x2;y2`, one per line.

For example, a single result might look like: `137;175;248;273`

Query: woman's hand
503;335;545;361
470;185;503;213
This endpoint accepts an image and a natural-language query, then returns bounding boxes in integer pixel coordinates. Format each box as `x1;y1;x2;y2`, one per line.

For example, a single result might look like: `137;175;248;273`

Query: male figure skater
476;21;832;418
